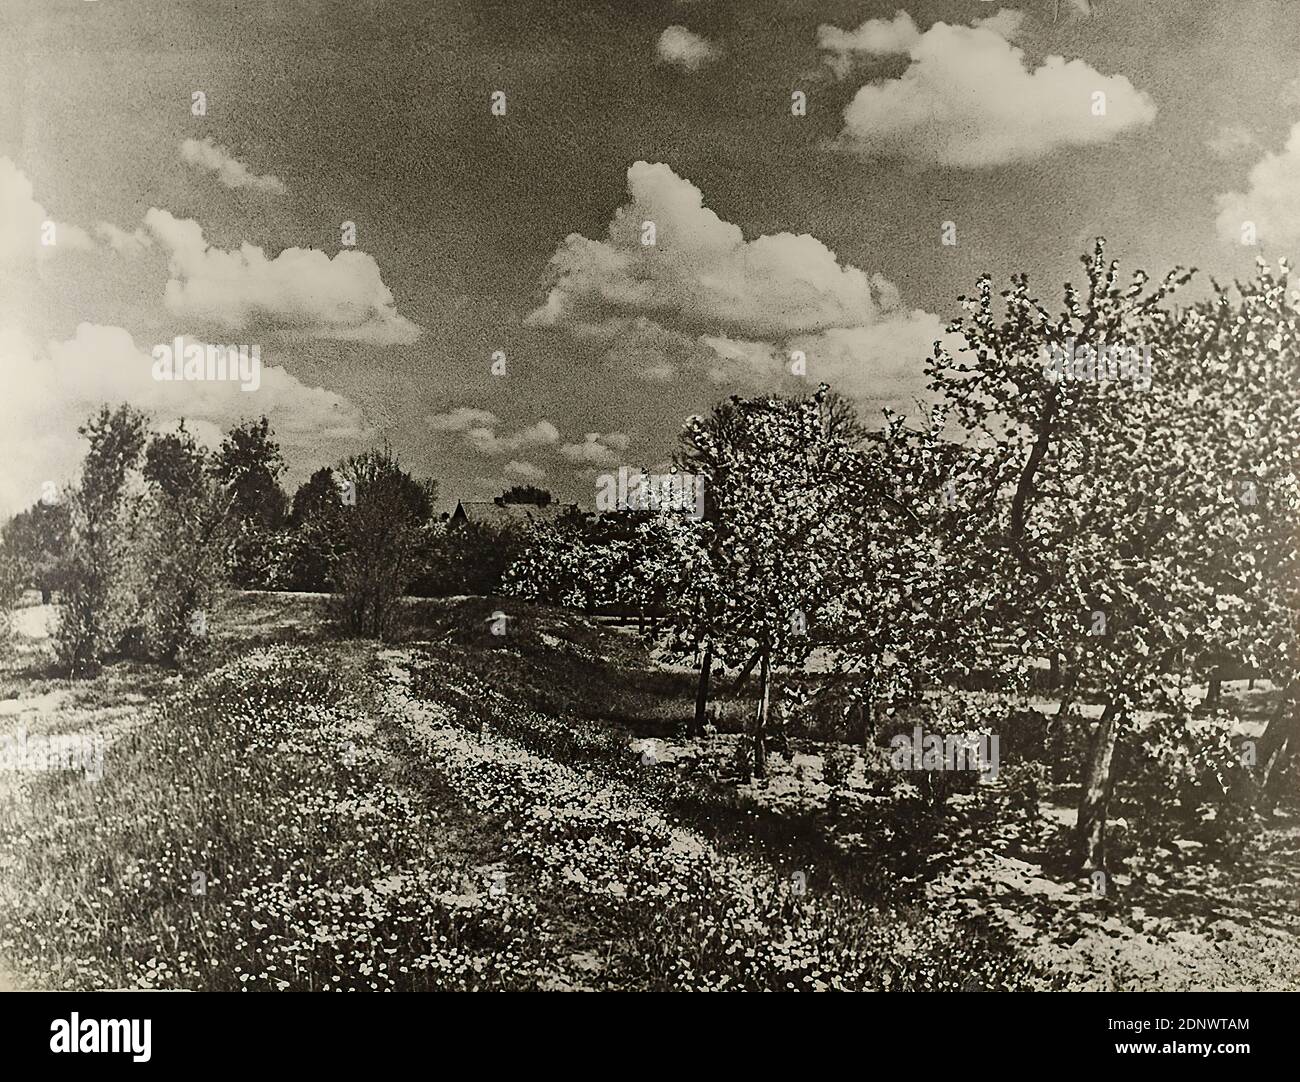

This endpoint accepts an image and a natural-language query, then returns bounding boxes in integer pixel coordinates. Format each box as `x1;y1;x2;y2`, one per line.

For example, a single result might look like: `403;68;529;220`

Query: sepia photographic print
0;0;1296;1057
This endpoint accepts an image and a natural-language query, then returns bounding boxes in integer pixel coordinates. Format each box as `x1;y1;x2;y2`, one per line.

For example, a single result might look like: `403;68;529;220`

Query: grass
0;589;1296;990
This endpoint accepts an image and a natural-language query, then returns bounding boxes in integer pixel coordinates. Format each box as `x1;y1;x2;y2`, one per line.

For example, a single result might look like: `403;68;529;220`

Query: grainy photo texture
0;0;1296;997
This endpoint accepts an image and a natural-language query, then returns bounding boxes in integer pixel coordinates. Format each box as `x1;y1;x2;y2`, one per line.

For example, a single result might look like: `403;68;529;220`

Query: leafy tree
215;417;289;588
675;387;867;776
1155;260;1300;810
215;416;288;529
921;241;1271;871
55;405;149;675
285;467;347;591
816;409;988;748
140;423;230;663
330;445;435;638
1;499;71;603
499;485;553;507
503;517;611;609
415;519;527;597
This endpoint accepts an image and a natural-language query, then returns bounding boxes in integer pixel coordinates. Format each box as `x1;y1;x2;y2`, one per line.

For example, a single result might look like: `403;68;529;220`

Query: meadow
1;590;1296;991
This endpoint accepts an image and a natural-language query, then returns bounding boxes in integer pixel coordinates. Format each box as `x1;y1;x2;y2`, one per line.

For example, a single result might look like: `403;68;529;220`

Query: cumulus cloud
0;157;93;268
1206;125;1257;161
527;161;943;409
560;431;632;466
817;10;921;78
427;408;560;456
465;419;561;456
503;460;547;482
818;9;1026;79
94;222;152;258
0;323;367;515
829;16;1155;167
180;138;287;194
702;311;950;407
143;208;420;344
428;407;502;433
529;161;894;339
1214;121;1300;248
657;26;720;72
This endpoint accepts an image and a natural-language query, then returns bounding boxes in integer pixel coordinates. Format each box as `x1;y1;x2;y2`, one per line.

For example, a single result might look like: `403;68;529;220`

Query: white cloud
503;460;547;482
818;9;1025;79
0;157;93;269
527;161;942;408
831;17;1155;167
817;11;921;77
428;408;560;456
1215;121;1300;248
466;419;561;456
657;26;720;72
143;208;420;344
180;138;287;194
702;311;954;415
94;222;152;258
529;161;890;339
560;431;632;466
428;407;501;433
1206;125;1257;161
0;323;367;516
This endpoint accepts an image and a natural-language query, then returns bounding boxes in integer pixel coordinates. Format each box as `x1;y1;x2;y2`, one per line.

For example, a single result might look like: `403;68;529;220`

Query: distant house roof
449;499;578;530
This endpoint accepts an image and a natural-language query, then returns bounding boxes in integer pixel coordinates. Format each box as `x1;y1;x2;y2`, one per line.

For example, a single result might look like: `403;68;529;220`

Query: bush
224;522;290;591
0;554;24;654
1123;713;1260;861
410;521;523;597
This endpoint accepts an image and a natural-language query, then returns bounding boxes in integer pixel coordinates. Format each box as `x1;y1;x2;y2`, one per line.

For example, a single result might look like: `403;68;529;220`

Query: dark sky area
1;0;1295;513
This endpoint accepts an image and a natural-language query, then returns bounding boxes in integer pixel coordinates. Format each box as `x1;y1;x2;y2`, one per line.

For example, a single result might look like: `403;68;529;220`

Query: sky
2;0;1299;515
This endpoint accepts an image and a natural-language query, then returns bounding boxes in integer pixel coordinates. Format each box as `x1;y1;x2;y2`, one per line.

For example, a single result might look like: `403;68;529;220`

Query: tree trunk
1259;685;1299;812
1049;652;1062;690
752;646;771;778
1056;671;1077;719
692;640;713;738
1206;673;1223;710
39;585;52;605
1075;694;1124;872
733;647;762;691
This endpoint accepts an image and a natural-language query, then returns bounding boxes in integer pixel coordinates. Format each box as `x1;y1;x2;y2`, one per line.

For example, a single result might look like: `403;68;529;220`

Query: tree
140;423;230;663
215;417;289;588
817;408;987;749
330;445;435;638
503;516;617;610
499;485;553;507
676;387;867;776
1;499;71;603
215;416;288;529
922;241;1268;872
55;405;149;675
619;509;719;733
1155;260;1300;810
416;519;527;597
285;467;347;591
